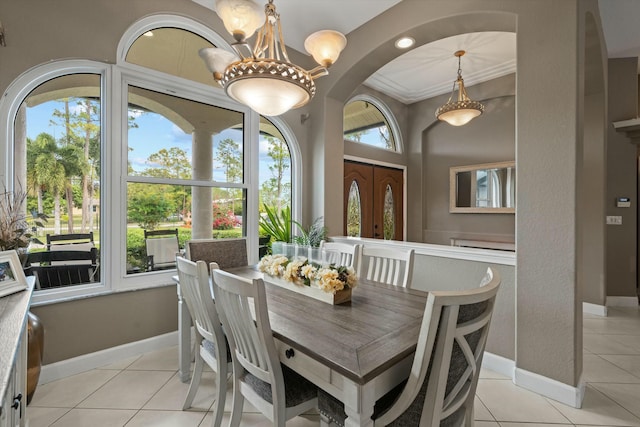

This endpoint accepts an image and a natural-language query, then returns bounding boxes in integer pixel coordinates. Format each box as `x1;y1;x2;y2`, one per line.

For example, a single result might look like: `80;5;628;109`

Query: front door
344;160;403;240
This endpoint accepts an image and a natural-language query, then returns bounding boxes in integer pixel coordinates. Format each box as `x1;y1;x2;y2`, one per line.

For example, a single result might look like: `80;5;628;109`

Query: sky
26;100;289;186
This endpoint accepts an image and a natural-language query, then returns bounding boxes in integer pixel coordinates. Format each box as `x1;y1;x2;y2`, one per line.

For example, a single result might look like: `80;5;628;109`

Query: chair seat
243;365;317;407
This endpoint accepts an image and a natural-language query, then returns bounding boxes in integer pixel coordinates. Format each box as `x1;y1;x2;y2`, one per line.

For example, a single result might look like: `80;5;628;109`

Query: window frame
0;15;303;305
0;60;110;305
343;94;404;154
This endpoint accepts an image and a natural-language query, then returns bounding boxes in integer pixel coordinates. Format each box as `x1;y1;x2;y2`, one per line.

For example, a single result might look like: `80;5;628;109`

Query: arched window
1;15;302;302
343;95;403;152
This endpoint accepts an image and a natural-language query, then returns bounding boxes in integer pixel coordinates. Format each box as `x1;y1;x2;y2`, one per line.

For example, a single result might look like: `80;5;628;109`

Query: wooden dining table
176;265;428;427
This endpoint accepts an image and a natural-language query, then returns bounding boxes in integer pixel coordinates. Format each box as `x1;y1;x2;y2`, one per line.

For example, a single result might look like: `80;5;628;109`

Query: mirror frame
449;160;515;214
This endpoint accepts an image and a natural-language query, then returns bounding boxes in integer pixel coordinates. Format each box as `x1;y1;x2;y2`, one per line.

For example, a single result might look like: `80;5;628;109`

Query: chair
318;267;501;427
25;248;98;289
144;229;180;271
211;269;318;427
259;235;271;258
186;238;248;271
319;240;362;273
176;257;231;427
46;231;94;250
359;246;415;288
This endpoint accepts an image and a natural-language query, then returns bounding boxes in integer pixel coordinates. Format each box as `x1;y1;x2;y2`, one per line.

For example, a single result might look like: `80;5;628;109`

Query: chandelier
435;50;484;126
199;0;347;117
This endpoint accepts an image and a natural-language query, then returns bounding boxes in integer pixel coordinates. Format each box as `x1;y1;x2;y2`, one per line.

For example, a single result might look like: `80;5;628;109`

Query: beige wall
31;286;178;364
606;58;639;298
420;74;516;246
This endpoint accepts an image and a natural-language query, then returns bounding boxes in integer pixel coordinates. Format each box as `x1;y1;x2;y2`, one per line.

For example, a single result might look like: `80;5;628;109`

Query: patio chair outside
145;228;180;271
46;231;94;250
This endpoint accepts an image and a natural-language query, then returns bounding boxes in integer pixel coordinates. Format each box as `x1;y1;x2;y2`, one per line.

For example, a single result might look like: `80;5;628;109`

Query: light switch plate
606;215;622;225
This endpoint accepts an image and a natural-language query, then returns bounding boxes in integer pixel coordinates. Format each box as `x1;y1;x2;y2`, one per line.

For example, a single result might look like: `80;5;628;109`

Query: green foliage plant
128;192;172;230
259;204;292;243
293;216;327;248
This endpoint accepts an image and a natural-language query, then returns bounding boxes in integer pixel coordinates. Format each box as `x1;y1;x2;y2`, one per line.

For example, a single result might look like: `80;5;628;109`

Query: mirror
450;161;515;213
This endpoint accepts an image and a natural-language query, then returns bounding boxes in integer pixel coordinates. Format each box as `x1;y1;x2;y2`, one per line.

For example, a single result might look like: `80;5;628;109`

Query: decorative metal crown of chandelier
199;0;347;117
435;50;485;126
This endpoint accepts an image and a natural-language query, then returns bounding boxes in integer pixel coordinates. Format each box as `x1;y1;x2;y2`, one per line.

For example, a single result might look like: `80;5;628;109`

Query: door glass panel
383;184;394;240
347;181;361;237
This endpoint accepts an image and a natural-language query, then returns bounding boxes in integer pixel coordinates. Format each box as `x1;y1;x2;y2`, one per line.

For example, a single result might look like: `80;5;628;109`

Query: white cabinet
0;277;33;427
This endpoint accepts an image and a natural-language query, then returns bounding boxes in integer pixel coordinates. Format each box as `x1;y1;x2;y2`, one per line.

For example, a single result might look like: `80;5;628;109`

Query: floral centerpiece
258;254;357;304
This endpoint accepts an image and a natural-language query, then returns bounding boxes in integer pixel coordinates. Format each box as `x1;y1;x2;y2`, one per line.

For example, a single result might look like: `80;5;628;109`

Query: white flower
258;253;357;294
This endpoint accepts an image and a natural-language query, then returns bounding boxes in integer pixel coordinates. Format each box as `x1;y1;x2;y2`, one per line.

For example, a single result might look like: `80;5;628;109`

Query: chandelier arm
275;17;290;63
231;42;254;60
308;66;329;79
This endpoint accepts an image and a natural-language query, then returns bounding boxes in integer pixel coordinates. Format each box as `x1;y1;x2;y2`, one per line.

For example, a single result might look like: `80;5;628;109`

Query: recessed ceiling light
395;37;415;49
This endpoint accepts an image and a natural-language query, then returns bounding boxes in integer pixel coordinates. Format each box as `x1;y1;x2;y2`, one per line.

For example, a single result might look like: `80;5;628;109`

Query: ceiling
194;0;640;105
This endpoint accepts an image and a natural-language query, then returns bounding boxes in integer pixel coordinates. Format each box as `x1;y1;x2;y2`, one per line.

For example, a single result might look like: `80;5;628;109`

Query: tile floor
26;306;640;427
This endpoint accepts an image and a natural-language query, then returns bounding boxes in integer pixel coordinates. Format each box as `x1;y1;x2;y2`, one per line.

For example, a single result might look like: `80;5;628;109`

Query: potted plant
0;185;48;257
258;204;328;256
0;183;47;403
259;204;293;255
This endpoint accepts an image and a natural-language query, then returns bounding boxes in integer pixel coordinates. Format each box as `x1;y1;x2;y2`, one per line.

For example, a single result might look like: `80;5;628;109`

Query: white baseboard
482;352;515;379
514;368;585;408
606;296;638;307
39;331;179;385
583;302;608;316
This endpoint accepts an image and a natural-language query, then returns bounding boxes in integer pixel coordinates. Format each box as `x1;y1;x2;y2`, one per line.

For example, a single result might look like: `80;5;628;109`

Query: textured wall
31;285;178;364
606;58;638;298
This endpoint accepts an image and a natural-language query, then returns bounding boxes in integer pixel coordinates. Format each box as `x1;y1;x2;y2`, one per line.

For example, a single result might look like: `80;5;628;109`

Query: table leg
178;287;192;383
343;380;375;427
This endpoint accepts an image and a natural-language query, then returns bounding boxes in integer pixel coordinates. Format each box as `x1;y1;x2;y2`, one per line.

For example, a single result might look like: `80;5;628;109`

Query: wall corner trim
583;302;608;316
39;331;185;384
514;368;585;408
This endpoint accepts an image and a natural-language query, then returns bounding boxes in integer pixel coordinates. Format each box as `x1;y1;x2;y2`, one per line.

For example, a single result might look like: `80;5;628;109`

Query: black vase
26;311;44;404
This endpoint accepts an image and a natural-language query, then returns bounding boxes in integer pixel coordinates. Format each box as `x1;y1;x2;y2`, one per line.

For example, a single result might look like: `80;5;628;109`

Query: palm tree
26;133;57;214
29;136;67;234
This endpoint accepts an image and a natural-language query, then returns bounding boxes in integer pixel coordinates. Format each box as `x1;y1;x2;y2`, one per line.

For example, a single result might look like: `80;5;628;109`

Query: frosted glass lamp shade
437;108;482;126
304;30;347;67
226;77;310;116
215;0;264;40
198;48;238;80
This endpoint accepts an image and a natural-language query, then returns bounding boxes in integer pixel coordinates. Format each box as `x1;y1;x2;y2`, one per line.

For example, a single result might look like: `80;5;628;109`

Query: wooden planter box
265;275;352;305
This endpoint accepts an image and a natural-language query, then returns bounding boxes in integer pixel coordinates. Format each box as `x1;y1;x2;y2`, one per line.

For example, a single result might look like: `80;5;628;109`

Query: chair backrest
359;246;414;288
211;269;285;407
374;267;501;427
26;248;99;288
176;257;226;348
186;238;248;270
46;232;94;250
145;229;180;270
319;241;362;273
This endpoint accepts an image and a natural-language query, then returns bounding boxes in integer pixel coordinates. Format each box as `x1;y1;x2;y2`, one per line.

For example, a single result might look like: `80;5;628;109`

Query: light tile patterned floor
27;306;640;426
